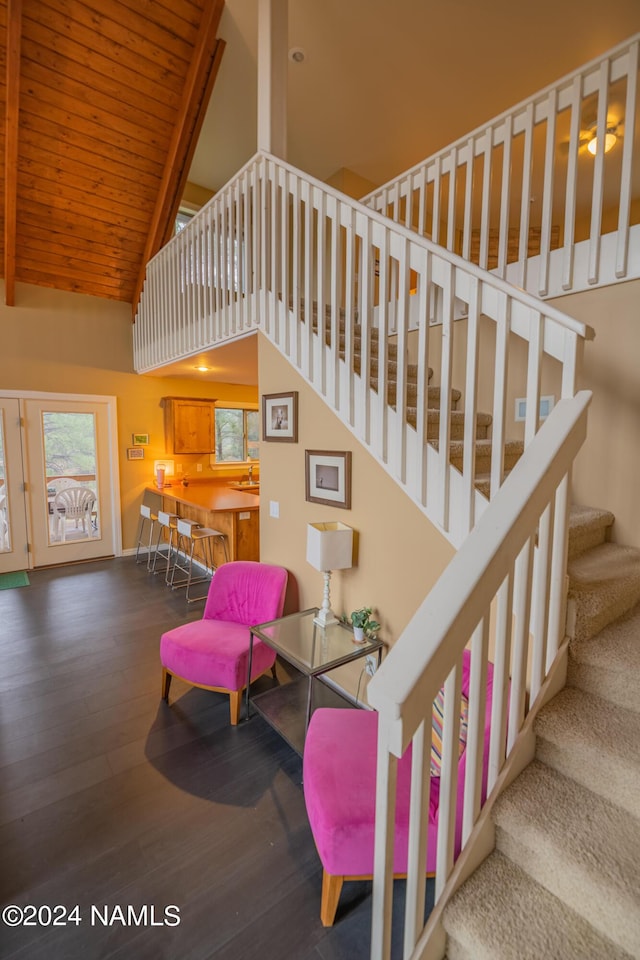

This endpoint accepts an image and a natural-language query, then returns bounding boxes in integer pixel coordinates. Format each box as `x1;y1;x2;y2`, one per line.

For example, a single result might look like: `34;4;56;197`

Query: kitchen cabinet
163;397;216;454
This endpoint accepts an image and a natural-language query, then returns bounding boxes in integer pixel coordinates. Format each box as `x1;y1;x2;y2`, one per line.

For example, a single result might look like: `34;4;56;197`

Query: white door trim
0;389;122;563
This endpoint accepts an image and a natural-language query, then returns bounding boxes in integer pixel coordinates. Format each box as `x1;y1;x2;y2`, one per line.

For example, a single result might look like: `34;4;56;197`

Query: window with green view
214;408;259;462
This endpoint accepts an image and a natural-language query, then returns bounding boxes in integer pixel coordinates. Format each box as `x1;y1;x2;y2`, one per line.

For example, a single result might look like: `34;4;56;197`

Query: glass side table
246;607;383;755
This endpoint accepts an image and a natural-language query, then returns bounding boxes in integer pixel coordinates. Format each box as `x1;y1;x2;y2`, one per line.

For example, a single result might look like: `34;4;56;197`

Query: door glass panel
0;411;10;553
43;411;101;546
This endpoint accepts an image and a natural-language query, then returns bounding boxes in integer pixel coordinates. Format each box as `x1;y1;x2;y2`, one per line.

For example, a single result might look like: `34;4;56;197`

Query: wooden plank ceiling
0;0;225;306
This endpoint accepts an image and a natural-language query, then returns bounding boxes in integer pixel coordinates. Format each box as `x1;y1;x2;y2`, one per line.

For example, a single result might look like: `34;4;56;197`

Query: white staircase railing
134;151;593;545
362;34;639;302
367;390;591;960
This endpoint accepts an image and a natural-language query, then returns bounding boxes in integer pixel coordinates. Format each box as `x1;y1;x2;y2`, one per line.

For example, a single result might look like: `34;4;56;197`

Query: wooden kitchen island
145;481;260;564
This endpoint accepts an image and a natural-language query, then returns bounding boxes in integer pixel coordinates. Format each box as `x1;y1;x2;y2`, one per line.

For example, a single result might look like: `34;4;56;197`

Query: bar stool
169;518;230;602
152;511;203;583
150;510;180;578
135;503;158;570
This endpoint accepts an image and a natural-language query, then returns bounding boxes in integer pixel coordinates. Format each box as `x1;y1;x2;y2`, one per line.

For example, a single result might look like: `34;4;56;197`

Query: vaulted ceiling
1;0;639;317
0;0;225;306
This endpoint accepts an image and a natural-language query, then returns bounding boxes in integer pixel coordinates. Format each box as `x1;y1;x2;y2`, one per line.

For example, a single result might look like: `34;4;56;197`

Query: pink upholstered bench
303;650;494;925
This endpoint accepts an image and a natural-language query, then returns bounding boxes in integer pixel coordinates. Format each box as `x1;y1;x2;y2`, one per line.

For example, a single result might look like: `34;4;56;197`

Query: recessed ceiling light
288;47;306;63
195;365;209;372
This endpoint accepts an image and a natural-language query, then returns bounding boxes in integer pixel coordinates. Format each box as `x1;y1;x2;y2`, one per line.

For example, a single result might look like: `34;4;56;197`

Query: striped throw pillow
430;688;469;777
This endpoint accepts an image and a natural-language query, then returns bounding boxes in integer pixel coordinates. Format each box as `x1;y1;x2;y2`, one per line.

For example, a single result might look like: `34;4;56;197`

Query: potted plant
350;607;381;644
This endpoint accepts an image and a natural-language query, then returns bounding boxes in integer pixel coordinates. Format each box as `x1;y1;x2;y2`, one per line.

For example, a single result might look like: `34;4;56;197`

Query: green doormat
0;571;30;590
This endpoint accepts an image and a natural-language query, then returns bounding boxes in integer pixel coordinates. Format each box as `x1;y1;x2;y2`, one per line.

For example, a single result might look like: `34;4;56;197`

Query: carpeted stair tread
534;687;640;817
358;358;419;380
404;408;492;438
443;850;632;960
568;602;640;713
472;471;517;499
339;332;398;360
426;384;462;408
435;409;492;440
474;474;492;498
567;542;640;642
447;437;523;456
360;356;433;382
492;760;640;954
567;504;615;560
370;372;420;405
441;438;524;473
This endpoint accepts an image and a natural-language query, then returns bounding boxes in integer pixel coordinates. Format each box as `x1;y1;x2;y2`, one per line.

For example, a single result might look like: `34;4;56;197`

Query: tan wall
257;335;455;658
324;166;378;200
181;180;215;211
408;313;564;445
0;283;257;552
549;278;640;548
414;278;638;548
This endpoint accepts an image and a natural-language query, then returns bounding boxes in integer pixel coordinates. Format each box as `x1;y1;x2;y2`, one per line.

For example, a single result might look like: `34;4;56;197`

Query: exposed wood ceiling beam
4;0;22;307
132;0;226;315
159;36;226;250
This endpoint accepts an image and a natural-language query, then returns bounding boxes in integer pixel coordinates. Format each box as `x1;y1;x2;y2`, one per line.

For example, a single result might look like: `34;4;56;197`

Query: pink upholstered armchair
303;649;495;925
160;561;288;725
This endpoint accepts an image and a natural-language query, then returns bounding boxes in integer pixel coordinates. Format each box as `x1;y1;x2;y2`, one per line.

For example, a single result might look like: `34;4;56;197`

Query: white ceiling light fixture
587;122;619;156
288;47;306;64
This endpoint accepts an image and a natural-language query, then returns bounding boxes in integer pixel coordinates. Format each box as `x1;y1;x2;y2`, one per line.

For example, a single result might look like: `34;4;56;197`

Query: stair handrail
134;151;594;543
366;389;592;960
362;34;639;300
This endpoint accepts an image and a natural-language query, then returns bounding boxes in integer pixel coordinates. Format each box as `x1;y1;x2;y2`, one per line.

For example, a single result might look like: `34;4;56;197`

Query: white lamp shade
306;521;353;572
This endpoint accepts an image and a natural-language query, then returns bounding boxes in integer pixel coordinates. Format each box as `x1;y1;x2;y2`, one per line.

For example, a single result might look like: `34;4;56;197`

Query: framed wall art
305;450;352;509
262;391;298;442
127;447;145;460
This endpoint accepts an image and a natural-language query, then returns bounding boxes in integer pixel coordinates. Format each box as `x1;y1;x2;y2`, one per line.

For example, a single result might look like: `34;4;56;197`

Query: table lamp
306;521;354;627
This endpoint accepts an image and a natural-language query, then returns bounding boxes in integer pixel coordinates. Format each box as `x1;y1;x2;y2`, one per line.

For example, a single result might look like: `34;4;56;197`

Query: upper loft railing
134;151;593;545
367;390;591;960
362;34;640;302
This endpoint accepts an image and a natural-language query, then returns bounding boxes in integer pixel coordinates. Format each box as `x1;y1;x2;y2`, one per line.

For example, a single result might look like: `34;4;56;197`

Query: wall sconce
587;123;618;156
306;521;354;627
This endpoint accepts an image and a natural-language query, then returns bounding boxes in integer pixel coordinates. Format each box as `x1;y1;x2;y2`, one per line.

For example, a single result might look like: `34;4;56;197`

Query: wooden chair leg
229;690;241;725
320;870;344;926
161;667;172;701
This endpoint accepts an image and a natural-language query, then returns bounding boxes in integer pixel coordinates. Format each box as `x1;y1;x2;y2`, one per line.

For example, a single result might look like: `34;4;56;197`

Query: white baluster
616;40;638;279
538;87;558;297
588;59;610;285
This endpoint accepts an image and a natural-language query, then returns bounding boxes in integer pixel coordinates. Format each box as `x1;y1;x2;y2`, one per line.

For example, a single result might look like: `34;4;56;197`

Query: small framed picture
305;450;352;509
127;447;145;460
262;391;298;443
132;433;150;445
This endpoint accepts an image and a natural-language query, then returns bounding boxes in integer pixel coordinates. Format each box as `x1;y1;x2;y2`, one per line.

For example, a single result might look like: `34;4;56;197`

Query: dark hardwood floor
0;558;424;960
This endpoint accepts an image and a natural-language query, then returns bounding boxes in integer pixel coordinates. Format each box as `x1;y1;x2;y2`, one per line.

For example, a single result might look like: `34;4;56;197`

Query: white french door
0;399;30;574
0;392;121;571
